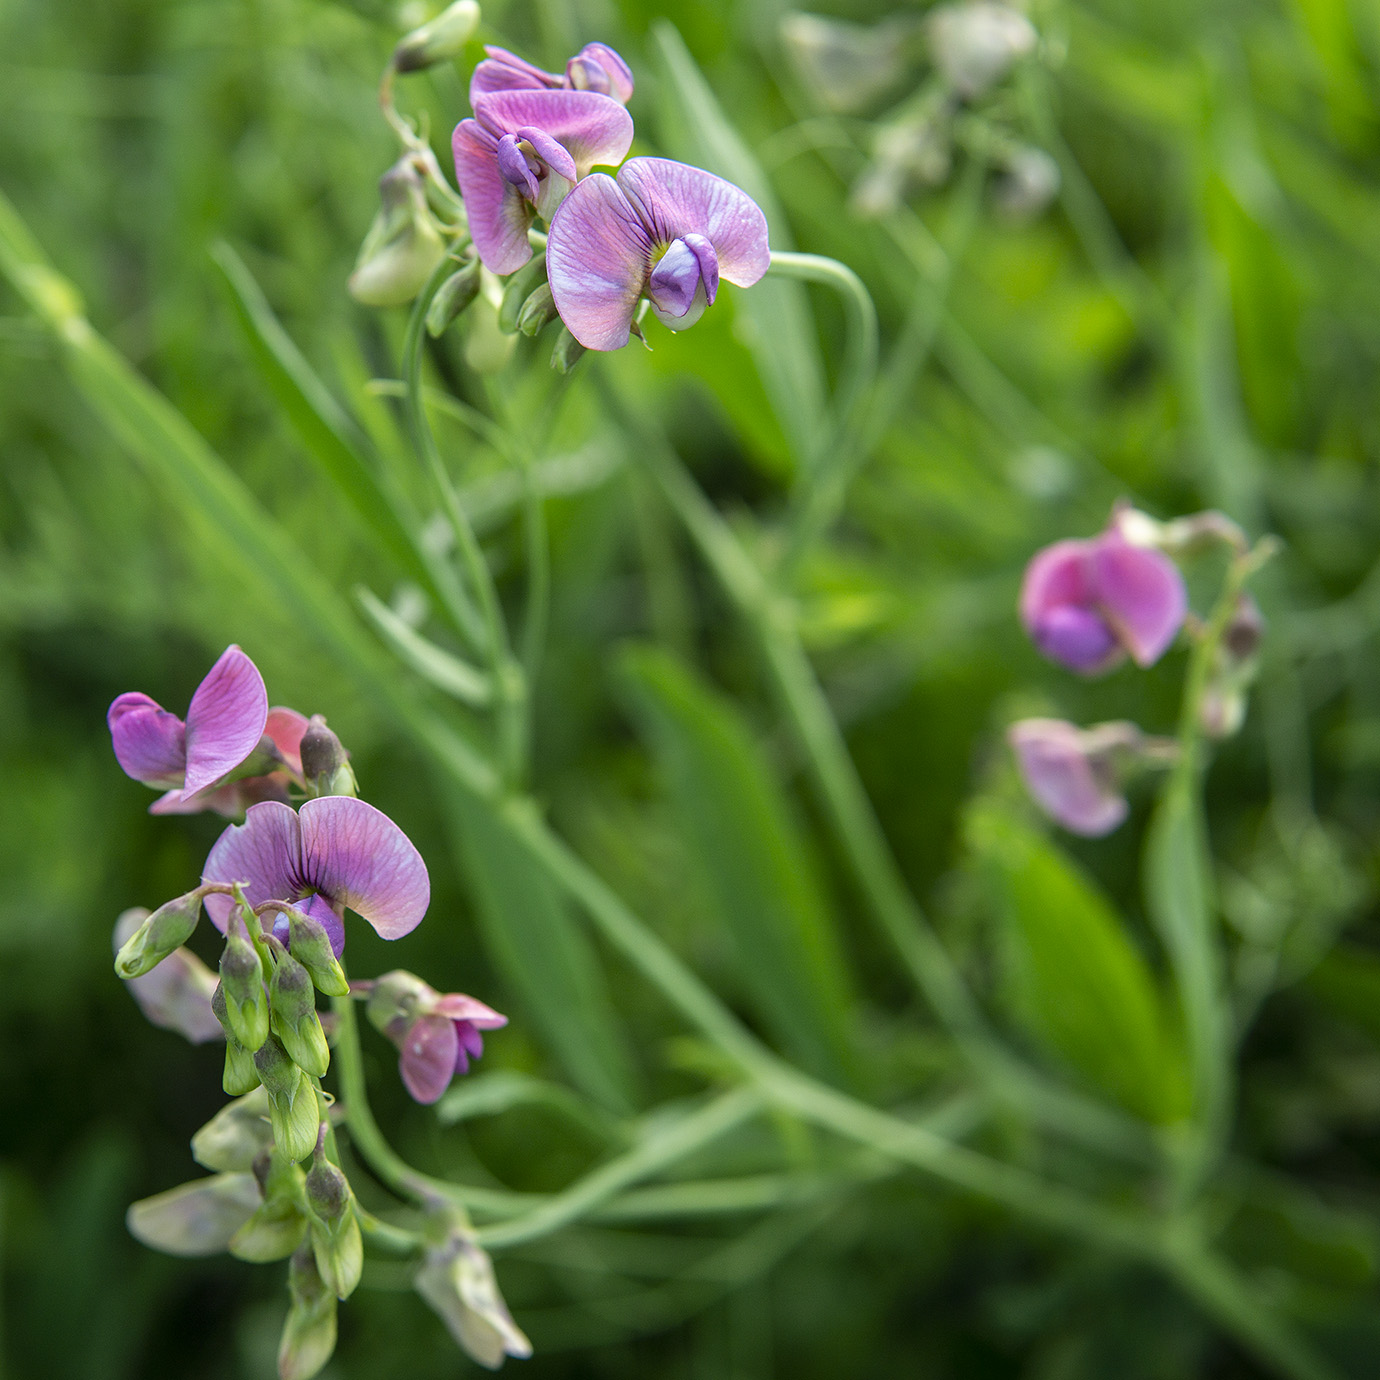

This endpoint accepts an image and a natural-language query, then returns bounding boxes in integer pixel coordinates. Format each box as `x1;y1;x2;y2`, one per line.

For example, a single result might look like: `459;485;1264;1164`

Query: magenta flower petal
182;645;269;796
615;158;770;287
265;707;310;776
399;1014;461;1104
1087;535;1187;667
432;993;508;1029
109;692;187;789
202;800;305;932
470;45;561;104
473;89;633;177
298;797;430;940
453;1020;485;1074
453;119;536;275
1020;538;1121;675
1008;719;1128;838
547;173;651;349
568;43;634;103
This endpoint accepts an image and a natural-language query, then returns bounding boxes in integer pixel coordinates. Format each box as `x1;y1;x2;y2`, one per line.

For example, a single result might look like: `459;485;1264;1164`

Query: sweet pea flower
151;707;309;817
547;157;771;350
470;42;634;105
109;645;276;811
452;89;634;275
202;798;429;956
1020;528;1186;675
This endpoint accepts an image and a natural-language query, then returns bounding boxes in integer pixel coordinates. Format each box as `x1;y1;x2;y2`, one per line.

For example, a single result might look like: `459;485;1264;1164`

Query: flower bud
415;1229;532;1368
392;0;481;74
298;714;357;798
349;159;448;309
516;281;559;337
551;325;586;374
464;296;518;373
192;1086;273;1172
365;969;435;1035
114;909;222;1043
993;147;1060;221
126;1172;261;1258
254;1035;322;1162
498;254;548;334
114;889;203;979
305;1143;363;1300
270;949;331;1078
279;1247;339;1380
1201;595;1266;739
220;922;271;1051
287;908;350;998
213;981;265;1093
426;256;483;337
232;1147;309;1262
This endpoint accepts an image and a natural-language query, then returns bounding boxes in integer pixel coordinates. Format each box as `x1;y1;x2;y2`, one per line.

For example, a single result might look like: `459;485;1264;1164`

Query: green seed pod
516;281;559;337
114;889;203;979
219;924;270;1051
286;908;350;998
270;951;331;1078
426;257;482;337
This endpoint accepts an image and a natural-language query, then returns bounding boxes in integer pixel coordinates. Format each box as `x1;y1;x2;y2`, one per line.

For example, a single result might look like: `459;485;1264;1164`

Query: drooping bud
305;1138;363;1300
1201;594;1266;739
287;908;350;998
298;715;357;798
216;995;262;1096
392;0;481;74
415;1227;532;1368
349;158;448;309
279;1247;339;1380
364;968;435;1035
551;325;586;374
426;257;483;337
126;1173;261;1257
232;1146;309;1262
254;1035;322;1163
114;909;223;1043
193;1086;274;1172
516;281;560;337
219;918;271;1051
1111;502;1248;558
270;948;332;1078
114;889;204;979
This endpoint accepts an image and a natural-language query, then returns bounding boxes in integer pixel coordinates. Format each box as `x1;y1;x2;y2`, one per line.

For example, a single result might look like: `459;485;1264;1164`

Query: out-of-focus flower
453;89;634;275
992;146;1060;220
780;11;915;113
470;42;634;105
548;157;770;350
113;907;223;1042
1020;528;1187;675
127;1172;262;1257
349;157;450;307
392;0;481;74
1008;718;1171;836
203;798;430;955
851;110;952;217
927;1;1036;99
365;969;507;1104
1111;501;1249;557
415;1226;532;1368
192;1087;274;1172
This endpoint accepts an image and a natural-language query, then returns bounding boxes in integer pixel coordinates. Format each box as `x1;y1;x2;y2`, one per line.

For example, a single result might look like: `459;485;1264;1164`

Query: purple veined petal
1030;605;1120;675
615;158;771;287
263;891;345;956
1087;534;1187;667
547;173;652;350
514;125;578;185
469;45;562;104
473;89;633;177
433;993;508;1028
264;707;310;776
182;645;270;797
568;43;634;103
109;692;187;789
453;119;536;274
648;237;707;318
399;1014;461;1104
1008;719;1128;838
298;796;430;940
202;800;306;933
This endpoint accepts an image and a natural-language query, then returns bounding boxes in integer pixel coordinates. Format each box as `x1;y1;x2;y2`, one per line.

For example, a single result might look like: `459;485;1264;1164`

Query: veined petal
1088;535;1187;667
547;173;651;350
474;89;633;177
469;45;562;104
183;645;270;796
109;692;186;789
432;993;508;1029
265;707;310;776
203;800;305;933
453;119;535;274
568;43;634;103
616;159;770;287
298;797;429;940
399;1014;460;1104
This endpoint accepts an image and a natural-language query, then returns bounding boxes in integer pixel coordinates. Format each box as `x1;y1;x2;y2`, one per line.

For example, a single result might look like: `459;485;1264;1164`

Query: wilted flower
547;157;770;350
202;798;430;955
349;156;449;307
452;89;634;275
127;1172;262;1257
415;1228;532;1368
780;11;915;113
927;1;1036;99
470;41;634;105
1020;527;1186;675
113;907;223;1042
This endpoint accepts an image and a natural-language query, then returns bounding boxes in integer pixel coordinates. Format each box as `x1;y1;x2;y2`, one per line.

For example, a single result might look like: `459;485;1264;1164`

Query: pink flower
1019;529;1186;675
469;42;634;106
149;708;309;817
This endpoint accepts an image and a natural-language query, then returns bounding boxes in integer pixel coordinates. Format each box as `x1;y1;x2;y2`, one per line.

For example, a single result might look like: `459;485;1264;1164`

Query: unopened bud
1201;595;1266;740
551;325;586;374
115;909;222;1043
516;281;559;337
415;1229;532;1368
213;982;265;1093
298;715;357;798
349;159;448;309
426;257;482;336
392;0;481;73
254;1035;322;1162
279;1247;339;1380
230;1189;309;1262
114;889;204;979
193;1086;273;1172
220;923;271;1050
270;950;331;1078
127;1172;261;1258
498;254;547;333
287;909;350;998
306;1144;362;1300
365;969;436;1037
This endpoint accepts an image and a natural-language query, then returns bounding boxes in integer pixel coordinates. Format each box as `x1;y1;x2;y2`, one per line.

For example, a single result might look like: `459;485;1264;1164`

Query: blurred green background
4;0;1380;1375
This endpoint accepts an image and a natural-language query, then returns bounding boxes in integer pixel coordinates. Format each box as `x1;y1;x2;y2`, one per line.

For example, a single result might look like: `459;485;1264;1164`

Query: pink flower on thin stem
470;42;634;106
202;798;430;956
1020;528;1186;675
547;157;771;350
452;89;634;275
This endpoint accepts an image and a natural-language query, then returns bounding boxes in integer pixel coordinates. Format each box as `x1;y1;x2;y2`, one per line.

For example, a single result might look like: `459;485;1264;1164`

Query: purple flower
202;798;430;955
452;89;634;275
1008;718;1132;837
1020;529;1186;675
109;645;271;809
113;908;224;1044
547;157;771;350
470;42;634;105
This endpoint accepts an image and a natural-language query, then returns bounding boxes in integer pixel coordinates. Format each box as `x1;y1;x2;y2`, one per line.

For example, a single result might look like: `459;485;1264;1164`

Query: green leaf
971;804;1189;1123
444;791;640;1114
355;585;491;707
620;646;857;1086
1307;945;1380;1045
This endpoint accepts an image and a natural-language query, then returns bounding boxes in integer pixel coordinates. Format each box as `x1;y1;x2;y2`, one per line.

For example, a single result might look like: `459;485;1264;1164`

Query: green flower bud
426;257;483;337
286;908;350;998
232;1143;308;1262
254;1036;321;1162
516;281;559;337
192;1086;273;1173
349;159;448;308
551;325;587;375
306;1146;362;1300
278;1247;339;1380
392;0;481;74
126;1172;261;1258
219;923;270;1051
213;983;264;1095
498;254;547;333
270;950;331;1078
114;889;203;979
364;969;435;1036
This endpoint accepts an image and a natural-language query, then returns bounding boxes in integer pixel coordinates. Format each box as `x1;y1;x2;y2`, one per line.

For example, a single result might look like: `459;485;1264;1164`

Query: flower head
470;42;634;105
547;157;770;350
150;707;309;817
1008;718;1134;836
1020;529;1186;675
202;798;429;956
452;89;634;275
